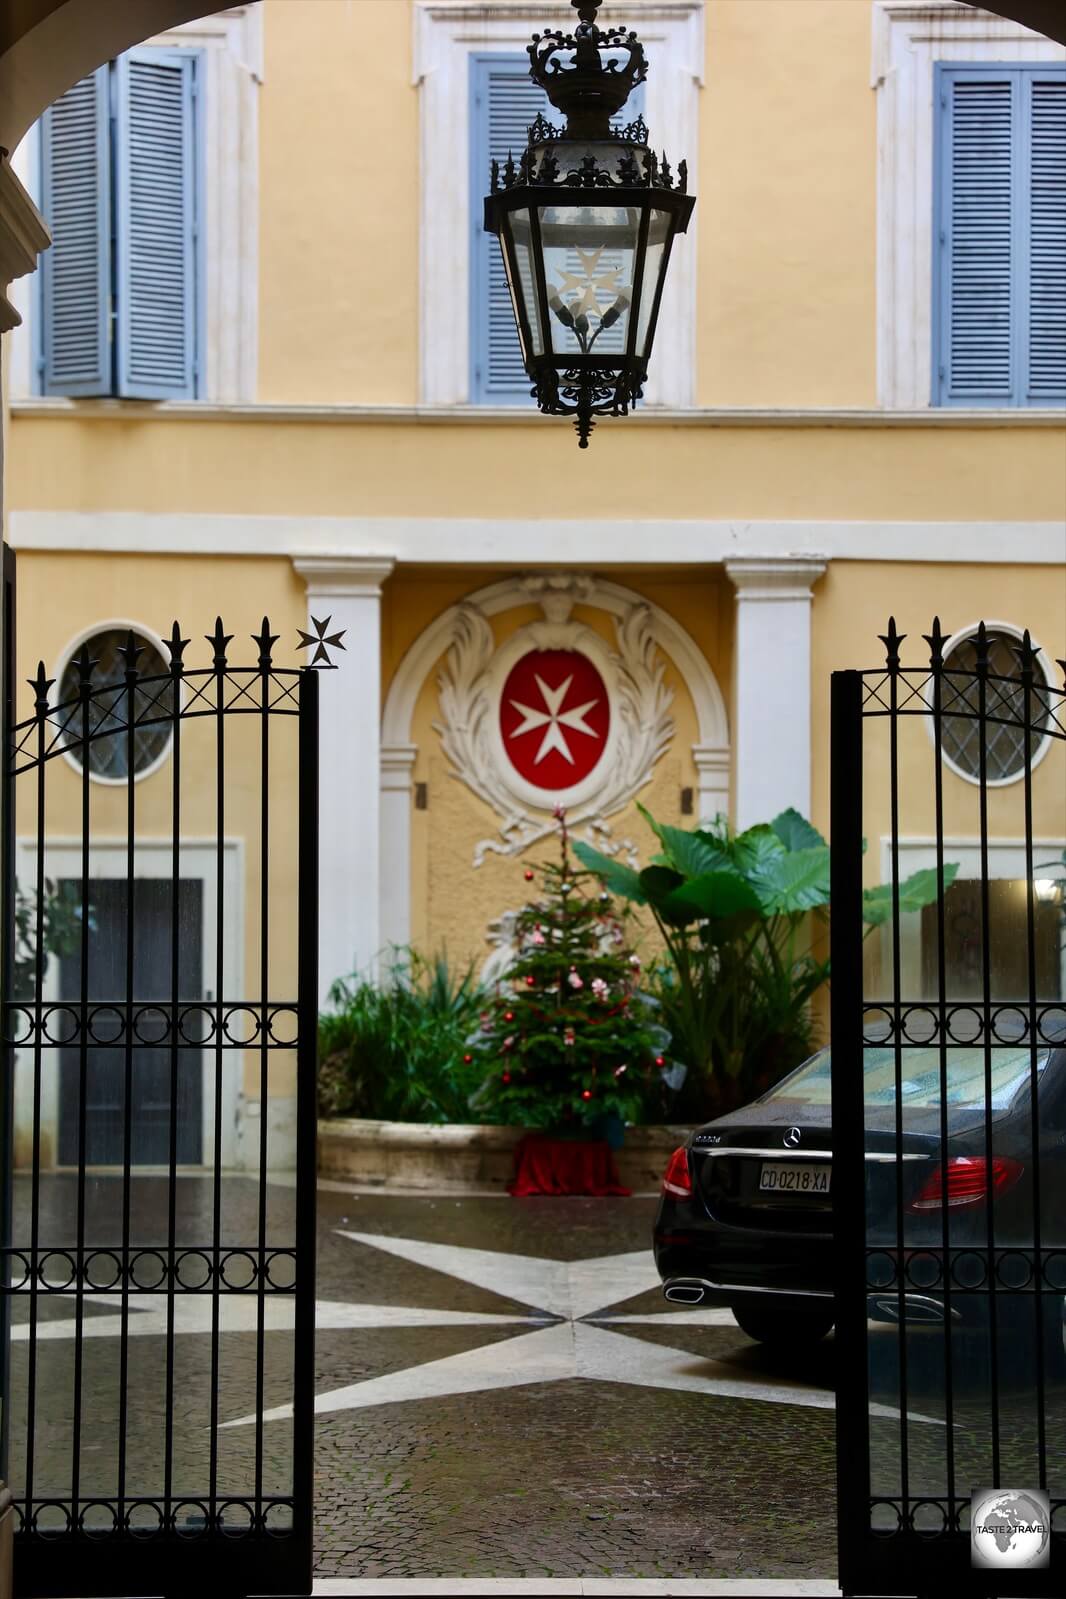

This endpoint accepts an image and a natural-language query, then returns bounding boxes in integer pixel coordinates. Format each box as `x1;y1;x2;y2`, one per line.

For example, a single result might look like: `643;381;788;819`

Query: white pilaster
692;743;731;826
292;555;394;1001
724;557;827;830
380;742;418;957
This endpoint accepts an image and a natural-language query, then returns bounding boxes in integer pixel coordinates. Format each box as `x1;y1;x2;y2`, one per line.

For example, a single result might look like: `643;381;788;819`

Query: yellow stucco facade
1;0;1063;1169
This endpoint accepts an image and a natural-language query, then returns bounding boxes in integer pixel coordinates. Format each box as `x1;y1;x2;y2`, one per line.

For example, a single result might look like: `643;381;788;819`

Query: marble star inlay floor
229;1228;883;1425
5;1178;894;1581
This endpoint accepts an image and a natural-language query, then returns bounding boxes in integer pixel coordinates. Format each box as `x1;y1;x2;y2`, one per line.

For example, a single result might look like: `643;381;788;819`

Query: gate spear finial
878;616;904;670
167;621;190;671
206;616;234;670
253;616;280;670
29;660;54;714
922;616;944;669
1013;628;1037;682
117;630;144;677
74;642;98;690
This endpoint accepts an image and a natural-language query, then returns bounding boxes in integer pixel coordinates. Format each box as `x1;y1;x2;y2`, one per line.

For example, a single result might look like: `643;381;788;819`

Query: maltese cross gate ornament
482;0;696;447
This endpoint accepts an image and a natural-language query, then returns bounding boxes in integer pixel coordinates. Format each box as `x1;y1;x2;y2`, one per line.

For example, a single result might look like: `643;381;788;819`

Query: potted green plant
575;805;956;1121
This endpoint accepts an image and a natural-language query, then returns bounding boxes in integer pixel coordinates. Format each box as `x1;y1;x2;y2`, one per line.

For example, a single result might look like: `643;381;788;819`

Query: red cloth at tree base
508;1134;631;1197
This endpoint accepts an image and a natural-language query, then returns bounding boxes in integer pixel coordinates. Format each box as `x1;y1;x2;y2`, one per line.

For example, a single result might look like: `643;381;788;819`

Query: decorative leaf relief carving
434;591;674;867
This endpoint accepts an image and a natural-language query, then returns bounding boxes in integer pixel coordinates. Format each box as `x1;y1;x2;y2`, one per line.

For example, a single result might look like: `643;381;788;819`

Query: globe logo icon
971;1488;1051;1569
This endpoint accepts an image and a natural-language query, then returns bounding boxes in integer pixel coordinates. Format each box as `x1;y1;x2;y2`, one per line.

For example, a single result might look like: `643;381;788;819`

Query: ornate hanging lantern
483;0;695;448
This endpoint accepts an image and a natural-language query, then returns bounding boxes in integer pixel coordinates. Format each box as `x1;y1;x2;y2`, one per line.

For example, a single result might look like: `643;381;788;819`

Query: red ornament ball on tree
525;975;535;987
463;1053;473;1064
524;869;534;881
504;1010;514;1022
581;1088;593;1101
655;1055;665;1066
501;1071;512;1084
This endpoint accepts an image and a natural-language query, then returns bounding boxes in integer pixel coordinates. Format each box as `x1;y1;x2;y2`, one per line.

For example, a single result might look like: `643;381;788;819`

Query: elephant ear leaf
731;823;786;876
638;863;698;926
862;863;960;927
771;808;827;853
639;864;686;901
572;841;647;904
666;870;762;922
749;845;831;914
650;825;727;878
637;803;734;877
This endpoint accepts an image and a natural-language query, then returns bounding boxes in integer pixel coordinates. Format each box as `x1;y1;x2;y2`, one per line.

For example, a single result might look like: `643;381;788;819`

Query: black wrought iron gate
0;550;318;1597
831;620;1065;1596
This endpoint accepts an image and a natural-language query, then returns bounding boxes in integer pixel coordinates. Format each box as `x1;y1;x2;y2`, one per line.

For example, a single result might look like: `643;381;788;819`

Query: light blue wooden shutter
470;55;550;404
38;66;112;396
1026;75;1066;401
935;70;1015;403
934;63;1066;406
114;48;199;400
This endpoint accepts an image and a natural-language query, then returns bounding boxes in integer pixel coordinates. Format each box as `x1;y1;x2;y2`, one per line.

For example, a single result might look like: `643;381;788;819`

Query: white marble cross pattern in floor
17;1228;940;1428
222;1230;941;1427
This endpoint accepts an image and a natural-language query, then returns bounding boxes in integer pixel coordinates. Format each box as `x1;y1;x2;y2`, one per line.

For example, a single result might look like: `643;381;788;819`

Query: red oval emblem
500;649;609;791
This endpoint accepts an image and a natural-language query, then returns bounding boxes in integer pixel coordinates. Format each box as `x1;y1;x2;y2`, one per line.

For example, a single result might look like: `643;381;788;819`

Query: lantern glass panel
504;209;544;358
536;203;641;358
635;209;673;357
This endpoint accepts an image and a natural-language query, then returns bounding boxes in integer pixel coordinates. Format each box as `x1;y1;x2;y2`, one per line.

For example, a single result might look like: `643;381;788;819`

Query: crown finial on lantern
529;0;647;139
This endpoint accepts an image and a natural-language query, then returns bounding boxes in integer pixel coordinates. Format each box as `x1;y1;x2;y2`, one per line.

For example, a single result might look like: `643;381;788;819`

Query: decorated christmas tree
470;807;669;1134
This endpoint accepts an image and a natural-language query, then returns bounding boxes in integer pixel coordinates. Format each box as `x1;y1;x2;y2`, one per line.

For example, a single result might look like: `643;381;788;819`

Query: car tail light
908;1155;1024;1211
662;1146;692;1198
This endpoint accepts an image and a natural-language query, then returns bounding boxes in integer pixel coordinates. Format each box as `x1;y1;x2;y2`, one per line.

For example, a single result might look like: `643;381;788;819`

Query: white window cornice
873;0;1065;408
414;0;703;408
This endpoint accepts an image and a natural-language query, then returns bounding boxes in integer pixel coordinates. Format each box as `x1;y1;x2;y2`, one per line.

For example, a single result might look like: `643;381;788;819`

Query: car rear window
764;1046;1049;1110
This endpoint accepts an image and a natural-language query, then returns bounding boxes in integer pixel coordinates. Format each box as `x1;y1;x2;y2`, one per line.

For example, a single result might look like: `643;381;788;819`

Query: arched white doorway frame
379;572;731;951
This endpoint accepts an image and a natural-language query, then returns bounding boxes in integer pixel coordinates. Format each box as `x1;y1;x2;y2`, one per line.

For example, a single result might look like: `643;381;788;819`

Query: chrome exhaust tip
664;1281;705;1305
869;1293;958;1325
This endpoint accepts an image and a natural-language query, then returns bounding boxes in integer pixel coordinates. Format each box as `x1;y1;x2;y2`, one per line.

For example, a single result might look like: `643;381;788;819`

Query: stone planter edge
317;1116;695;1193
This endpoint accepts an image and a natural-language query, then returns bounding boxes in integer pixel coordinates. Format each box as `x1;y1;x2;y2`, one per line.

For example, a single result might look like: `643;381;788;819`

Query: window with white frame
936;623;1054;785
416;0;702;410
39;51;202;400
12;6;260;405
873;1;1066;408
54;627;175;782
933;62;1066;406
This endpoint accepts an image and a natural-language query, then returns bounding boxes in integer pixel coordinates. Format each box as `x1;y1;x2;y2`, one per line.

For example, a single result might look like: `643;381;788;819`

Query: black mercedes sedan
653;1041;1066;1364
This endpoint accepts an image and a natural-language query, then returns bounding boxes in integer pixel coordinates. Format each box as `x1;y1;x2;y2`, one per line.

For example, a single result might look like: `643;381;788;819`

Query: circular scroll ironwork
172;1500;211;1539
79;1501;119;1539
869;1499;902;1537
909;1499;949;1537
217;1499;256;1539
263;1500;296;1537
125;1501;164;1539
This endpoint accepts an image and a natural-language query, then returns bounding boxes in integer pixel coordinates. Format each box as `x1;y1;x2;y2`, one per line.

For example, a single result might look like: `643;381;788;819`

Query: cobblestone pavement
20;1175;1053;1584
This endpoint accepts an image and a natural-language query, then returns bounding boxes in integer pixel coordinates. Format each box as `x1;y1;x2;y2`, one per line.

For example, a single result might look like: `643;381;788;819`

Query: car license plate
759;1161;831;1196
